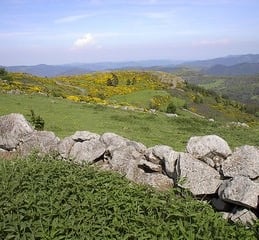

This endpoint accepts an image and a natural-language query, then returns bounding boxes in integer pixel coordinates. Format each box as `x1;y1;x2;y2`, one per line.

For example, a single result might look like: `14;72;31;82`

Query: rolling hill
203;63;259;76
181;53;259;68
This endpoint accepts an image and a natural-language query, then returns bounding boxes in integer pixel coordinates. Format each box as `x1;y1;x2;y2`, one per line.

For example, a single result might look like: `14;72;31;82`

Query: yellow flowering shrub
28;86;42;93
4;70;172;106
66;95;80;102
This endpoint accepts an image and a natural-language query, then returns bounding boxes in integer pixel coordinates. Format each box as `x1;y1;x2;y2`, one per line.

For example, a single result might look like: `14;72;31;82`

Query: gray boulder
108;145;172;190
58;131;106;164
108;145;143;177
100;132;146;153
218;176;259;209
126;140;147;153
150;145;179;178
144;148;161;165
186;135;232;169
0;113;34;150
176;153;222;195
100;132;128;152
70;138;105;164
58;136;75;159
223;207;257;225
138;159;162;173
135;171;173;191
18;131;60;156
72;131;100;142
222;145;259;179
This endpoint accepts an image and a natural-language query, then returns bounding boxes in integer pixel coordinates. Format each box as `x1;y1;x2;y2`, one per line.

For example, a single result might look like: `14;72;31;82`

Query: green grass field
110;89;170;107
1;93;259;151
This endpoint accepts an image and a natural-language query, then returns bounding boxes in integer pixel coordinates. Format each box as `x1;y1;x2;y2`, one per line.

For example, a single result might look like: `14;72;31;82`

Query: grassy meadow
0;93;259;151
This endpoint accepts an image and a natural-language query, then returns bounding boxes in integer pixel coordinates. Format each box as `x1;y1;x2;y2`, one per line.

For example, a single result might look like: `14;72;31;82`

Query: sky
1;0;259;65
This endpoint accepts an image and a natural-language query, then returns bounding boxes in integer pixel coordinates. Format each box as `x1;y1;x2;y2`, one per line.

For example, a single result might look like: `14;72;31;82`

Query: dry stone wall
0;113;258;225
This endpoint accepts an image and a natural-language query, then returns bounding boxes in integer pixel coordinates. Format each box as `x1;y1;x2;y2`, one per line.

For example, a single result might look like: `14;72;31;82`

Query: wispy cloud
193;39;231;46
143;11;170;20
55;14;93;24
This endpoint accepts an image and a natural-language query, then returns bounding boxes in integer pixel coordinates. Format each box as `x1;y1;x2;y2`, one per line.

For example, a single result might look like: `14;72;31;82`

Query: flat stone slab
176;153;222;195
218;176;259;209
222;145;259;179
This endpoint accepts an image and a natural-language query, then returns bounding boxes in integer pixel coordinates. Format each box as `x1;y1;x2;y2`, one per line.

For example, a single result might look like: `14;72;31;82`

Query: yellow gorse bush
0;71;171;104
66;95;80;102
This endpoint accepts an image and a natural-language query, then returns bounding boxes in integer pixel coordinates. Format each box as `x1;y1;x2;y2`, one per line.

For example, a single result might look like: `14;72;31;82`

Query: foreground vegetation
0;156;258;239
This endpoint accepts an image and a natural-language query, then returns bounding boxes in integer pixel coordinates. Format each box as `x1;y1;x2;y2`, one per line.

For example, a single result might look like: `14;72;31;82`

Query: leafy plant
166;102;177;113
106;73;119;87
30;109;45;130
193;94;204;104
0;156;258;239
0;67;8;76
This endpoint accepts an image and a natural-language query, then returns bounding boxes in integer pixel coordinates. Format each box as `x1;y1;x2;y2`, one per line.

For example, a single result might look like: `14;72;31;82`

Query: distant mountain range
4;60;179;77
2;54;259;77
147;54;259;76
181;53;259;68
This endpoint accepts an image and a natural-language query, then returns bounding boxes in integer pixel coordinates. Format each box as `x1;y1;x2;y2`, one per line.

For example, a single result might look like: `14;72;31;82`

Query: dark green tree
166;102;177;113
0;67;7;76
126;79;131;85
106;78;113;86
111;73;119;86
107;73;119;87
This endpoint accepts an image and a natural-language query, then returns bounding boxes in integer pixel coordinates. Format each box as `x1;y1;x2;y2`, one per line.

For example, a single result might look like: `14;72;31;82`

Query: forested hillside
176;69;259;116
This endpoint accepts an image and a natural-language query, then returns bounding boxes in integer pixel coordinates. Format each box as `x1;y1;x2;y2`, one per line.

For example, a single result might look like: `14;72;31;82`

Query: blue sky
1;0;259;65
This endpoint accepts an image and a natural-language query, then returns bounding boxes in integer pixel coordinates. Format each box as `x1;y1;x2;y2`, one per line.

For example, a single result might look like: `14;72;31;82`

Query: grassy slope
0;93;259;151
110;89;170;108
110;89;186;112
0;156;258;240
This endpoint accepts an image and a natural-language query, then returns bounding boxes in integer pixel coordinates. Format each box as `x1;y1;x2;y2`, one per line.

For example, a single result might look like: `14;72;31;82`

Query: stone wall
0;113;258;225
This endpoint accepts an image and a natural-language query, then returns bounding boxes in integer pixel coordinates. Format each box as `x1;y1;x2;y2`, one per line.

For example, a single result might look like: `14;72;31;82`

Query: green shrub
149;98;160;110
166;102;177;113
0;67;7;76
30;110;45;130
193;94;203;104
107;73;119;87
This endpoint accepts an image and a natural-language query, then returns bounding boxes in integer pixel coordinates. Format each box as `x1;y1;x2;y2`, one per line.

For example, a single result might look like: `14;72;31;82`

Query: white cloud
72;33;96;49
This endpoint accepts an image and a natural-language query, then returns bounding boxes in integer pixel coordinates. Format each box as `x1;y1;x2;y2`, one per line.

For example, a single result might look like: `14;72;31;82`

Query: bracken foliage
0;156;258;239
